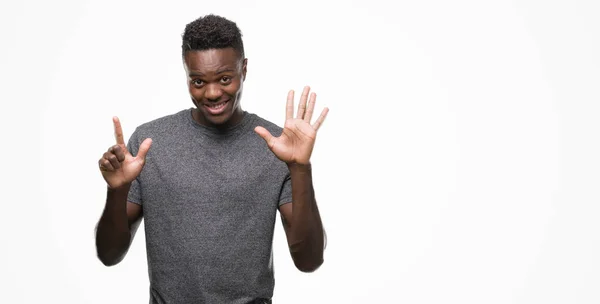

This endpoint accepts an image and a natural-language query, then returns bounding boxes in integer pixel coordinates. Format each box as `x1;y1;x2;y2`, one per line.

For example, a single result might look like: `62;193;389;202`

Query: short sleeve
278;172;292;206
128;178;143;205
126;129;143;205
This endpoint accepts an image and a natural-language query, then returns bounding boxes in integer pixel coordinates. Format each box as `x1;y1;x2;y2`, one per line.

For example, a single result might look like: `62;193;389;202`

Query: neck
192;107;245;130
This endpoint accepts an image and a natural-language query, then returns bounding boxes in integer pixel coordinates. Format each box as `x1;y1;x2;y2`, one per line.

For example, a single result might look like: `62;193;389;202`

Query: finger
296;86;310;119
312;107;329;131
134;138;153;162
286;90;294;120
254;126;275;148
113;116;125;145
110;145;126;162
99;158;115;172
105;153;121;170
304;92;317;123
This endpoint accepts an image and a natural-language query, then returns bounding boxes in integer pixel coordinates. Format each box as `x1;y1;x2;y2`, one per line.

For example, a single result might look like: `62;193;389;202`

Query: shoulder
131;109;189;139
249;113;284;136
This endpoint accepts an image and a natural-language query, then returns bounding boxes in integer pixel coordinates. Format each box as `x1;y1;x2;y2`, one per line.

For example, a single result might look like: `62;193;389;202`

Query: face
184;48;247;127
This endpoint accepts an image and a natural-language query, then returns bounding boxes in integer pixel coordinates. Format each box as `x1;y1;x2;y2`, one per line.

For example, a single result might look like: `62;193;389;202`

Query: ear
242;58;248;81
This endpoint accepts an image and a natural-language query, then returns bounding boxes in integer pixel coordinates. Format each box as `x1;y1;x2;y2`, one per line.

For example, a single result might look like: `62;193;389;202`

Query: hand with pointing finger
254;86;328;165
98;117;152;189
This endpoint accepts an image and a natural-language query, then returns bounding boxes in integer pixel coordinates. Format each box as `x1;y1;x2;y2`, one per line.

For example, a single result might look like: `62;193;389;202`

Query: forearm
95;184;133;266
288;163;324;272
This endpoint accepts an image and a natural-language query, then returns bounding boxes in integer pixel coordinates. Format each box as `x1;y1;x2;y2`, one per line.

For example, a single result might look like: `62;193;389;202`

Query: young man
94;14;327;304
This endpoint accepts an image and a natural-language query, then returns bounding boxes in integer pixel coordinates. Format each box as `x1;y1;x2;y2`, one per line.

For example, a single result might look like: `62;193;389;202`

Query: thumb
135;138;153;162
254;126;274;147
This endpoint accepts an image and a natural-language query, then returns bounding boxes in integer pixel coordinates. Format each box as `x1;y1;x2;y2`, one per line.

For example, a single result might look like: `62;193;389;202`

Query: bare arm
254;86;329;273
95;185;143;266
95;117;152;266
279;163;325;273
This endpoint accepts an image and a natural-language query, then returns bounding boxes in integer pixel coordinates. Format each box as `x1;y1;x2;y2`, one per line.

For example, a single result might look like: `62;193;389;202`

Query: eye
192;79;204;87
220;76;232;84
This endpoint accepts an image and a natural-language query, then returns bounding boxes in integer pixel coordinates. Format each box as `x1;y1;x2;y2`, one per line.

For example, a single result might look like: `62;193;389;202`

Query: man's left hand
255;86;329;165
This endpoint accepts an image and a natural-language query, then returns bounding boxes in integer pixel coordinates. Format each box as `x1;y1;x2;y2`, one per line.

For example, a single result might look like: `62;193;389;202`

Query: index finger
113;116;125;145
286;90;294;120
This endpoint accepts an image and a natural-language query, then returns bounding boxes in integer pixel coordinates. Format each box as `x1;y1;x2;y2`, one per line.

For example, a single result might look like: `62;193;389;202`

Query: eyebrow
188;68;236;77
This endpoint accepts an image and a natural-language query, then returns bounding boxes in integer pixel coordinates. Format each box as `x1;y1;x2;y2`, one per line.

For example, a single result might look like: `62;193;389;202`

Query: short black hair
181;14;244;58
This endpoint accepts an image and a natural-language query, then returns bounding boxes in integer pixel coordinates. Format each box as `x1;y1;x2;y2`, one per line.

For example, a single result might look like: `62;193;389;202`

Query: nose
205;83;223;101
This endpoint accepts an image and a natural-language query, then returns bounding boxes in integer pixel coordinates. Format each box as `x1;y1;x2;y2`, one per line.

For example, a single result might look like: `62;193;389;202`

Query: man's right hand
99;117;152;190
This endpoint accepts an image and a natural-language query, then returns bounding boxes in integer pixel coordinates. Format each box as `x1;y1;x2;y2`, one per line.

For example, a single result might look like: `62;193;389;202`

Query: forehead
184;48;242;73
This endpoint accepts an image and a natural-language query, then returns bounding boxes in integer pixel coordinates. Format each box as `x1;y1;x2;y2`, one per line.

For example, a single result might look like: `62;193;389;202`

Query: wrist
107;183;131;194
287;162;312;173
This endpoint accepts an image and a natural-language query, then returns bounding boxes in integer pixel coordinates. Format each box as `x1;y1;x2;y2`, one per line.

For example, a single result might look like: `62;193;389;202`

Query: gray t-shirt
127;108;292;304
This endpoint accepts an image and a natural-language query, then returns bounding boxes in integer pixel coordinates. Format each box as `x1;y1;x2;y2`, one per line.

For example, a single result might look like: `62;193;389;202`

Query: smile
204;100;229;115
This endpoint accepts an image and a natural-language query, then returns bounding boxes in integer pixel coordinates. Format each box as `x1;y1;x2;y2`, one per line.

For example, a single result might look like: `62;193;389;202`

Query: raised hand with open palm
98;117;153;189
254;86;328;165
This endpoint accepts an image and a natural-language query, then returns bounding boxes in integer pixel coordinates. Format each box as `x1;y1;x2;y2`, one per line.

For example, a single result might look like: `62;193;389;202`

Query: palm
255;87;328;165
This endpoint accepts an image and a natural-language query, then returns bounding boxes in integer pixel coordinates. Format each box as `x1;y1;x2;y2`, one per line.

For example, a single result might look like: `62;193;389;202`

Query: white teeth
207;102;226;109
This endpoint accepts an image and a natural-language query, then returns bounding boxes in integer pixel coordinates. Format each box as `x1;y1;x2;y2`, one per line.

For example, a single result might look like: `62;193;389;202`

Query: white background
1;0;599;303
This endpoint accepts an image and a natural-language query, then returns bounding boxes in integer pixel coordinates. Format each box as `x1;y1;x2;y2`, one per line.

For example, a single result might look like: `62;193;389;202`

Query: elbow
95;228;130;267
97;250;124;267
289;238;325;273
99;259;118;267
294;257;324;273
96;238;128;267
98;257;120;267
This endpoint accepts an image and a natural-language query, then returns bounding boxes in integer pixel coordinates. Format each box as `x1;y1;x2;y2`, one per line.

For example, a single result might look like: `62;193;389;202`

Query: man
94;14;328;304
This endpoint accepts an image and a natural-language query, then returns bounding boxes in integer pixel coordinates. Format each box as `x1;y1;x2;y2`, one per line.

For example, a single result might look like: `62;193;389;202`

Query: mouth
203;100;230;115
